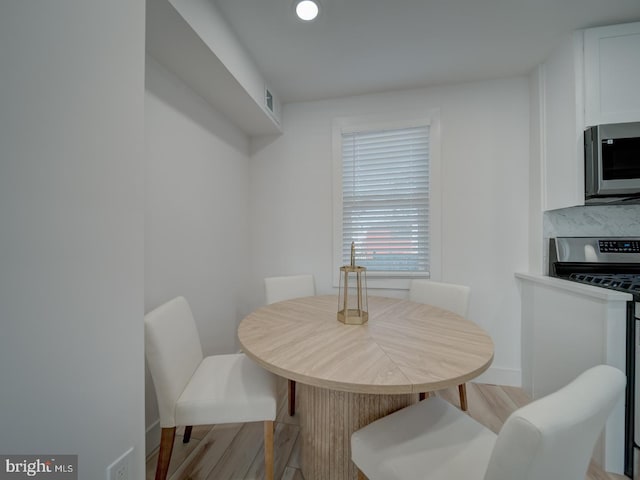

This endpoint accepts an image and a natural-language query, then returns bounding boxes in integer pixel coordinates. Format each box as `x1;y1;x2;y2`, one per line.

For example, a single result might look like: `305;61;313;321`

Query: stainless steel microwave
585;122;640;200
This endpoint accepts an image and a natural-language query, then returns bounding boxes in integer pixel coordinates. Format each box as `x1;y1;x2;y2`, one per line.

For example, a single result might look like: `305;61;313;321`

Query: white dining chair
409;279;471;409
264;274;316;416
145;296;277;480
352;364;625;480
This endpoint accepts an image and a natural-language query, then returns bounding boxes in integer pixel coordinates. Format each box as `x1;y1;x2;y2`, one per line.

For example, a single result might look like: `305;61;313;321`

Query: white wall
0;1;146;478
144;56;252;441
250;77;530;385
528;68;545;274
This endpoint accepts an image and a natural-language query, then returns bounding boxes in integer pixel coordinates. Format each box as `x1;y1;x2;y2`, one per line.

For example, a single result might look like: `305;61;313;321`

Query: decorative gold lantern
338;242;368;325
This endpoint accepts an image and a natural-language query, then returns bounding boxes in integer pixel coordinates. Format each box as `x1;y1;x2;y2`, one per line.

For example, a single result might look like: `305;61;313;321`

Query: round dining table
237;295;494;480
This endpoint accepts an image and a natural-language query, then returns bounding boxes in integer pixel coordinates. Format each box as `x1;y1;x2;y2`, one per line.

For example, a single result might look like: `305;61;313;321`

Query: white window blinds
341;125;430;273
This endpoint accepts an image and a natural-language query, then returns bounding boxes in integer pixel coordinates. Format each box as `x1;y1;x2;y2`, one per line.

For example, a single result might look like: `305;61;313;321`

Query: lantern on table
337;241;368;325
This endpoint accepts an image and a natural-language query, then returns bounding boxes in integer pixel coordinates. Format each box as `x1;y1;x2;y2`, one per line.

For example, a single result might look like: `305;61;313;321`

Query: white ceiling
214;0;640;104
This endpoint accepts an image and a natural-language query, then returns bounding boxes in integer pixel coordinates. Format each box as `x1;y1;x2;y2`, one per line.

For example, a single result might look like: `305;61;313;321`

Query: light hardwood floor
146;378;627;480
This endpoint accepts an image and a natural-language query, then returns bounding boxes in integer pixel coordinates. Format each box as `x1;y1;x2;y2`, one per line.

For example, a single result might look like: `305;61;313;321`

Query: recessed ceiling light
295;0;319;22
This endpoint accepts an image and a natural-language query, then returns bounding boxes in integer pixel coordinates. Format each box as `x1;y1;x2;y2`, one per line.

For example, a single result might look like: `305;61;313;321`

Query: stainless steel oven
549;237;640;478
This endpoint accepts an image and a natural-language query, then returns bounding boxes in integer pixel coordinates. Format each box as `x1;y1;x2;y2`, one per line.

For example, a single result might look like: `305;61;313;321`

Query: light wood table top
238;295;494;395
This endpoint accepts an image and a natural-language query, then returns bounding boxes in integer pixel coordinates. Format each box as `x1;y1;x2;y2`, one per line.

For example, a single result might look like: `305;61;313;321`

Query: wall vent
265;88;274;113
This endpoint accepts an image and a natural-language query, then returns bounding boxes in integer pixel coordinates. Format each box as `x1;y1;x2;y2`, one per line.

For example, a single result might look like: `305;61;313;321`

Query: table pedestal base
299;384;415;480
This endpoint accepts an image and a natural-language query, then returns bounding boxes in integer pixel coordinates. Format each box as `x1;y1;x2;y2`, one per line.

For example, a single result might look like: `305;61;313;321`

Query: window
333;112;441;289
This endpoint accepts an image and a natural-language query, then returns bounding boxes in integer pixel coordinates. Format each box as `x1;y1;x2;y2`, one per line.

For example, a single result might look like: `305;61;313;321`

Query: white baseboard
473;366;521;387
146;419;161;456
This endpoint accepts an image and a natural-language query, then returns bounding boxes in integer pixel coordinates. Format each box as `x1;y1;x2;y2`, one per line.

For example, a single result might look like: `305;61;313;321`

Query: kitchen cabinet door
517;273;629;474
537;32;585;211
584;22;640;126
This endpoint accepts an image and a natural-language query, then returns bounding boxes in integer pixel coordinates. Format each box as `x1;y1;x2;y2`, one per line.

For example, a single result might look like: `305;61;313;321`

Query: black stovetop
568;273;640;299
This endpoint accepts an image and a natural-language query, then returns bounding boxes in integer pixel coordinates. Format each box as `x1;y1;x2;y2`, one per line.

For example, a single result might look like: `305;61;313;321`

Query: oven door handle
625;302;635;477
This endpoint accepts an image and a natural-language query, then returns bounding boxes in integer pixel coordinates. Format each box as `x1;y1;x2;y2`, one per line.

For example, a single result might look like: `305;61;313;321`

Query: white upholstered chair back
350;364;624;480
484;364;626;480
144;296;204;428
265;274;316;305
264;274;315;417
409;279;470;318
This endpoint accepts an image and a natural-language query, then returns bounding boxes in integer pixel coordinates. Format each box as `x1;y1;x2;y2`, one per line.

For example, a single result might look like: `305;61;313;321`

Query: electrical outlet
107;447;133;480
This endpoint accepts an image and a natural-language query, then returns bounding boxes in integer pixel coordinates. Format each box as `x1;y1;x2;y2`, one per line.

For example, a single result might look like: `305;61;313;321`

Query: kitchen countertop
515;272;633;302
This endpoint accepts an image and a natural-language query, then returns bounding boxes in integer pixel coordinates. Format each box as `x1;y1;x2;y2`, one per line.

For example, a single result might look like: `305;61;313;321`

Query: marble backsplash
544;204;640;238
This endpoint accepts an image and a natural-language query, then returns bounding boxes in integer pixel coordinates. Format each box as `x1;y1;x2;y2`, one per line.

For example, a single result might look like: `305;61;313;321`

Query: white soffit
146;0;282;136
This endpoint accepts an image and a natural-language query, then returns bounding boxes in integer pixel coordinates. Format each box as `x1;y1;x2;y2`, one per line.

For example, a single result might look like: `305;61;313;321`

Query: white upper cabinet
536;22;640;211
584;22;640;127
537;32;585;211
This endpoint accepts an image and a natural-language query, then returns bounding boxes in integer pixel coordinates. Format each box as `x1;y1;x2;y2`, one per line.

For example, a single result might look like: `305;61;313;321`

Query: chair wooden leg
156;427;176;480
183;425;193;443
288;379;296;416
458;383;468;411
264;420;274;480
